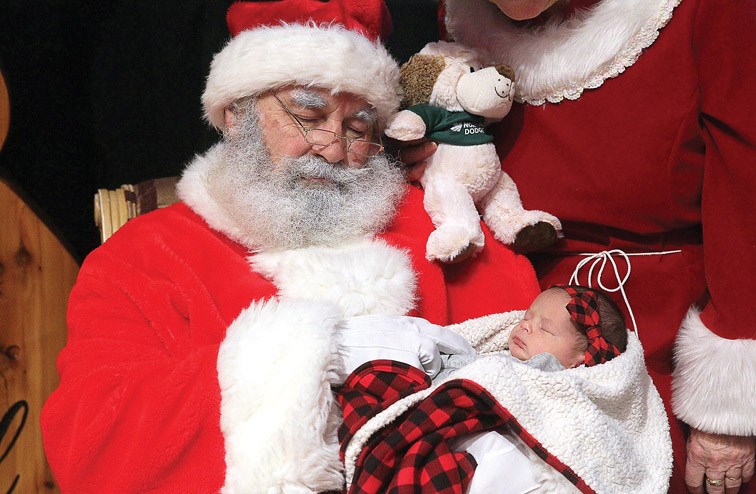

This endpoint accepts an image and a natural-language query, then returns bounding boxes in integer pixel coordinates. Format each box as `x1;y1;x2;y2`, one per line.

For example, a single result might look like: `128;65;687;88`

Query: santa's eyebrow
289;88;327;109
354;108;377;125
289;88;376;125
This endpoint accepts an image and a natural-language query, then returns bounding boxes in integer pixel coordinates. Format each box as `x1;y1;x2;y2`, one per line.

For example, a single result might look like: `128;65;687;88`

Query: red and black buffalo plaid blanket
336;360;588;494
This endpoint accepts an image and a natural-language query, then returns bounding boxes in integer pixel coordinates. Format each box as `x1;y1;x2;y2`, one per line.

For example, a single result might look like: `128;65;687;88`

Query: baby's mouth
511;335;525;349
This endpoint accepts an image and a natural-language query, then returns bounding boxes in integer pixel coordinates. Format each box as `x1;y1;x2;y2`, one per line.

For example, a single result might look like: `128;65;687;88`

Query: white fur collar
445;0;682;104
251;240;417;317
176;144;253;249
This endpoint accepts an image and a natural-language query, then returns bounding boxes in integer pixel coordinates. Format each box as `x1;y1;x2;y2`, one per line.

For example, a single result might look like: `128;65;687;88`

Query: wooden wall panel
1;178;78;493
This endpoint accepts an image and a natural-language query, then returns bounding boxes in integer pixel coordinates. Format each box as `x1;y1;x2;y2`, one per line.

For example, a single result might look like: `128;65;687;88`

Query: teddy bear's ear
497;64;516;83
399;54;446;108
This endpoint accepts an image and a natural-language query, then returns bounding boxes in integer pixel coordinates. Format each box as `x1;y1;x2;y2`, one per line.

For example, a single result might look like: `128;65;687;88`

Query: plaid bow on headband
554;285;621;367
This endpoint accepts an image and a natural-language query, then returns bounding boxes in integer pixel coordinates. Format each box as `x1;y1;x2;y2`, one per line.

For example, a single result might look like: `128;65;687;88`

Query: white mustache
209;99;405;251
287;157;368;186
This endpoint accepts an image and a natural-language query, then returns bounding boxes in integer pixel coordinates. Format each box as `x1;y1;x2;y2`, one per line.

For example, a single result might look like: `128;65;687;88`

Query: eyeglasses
272;93;384;160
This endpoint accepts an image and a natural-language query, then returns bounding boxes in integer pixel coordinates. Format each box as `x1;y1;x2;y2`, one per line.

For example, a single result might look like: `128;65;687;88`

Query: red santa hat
202;0;402;131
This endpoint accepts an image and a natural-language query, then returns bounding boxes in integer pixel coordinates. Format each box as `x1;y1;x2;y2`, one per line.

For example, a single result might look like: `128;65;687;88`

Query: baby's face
508;288;585;368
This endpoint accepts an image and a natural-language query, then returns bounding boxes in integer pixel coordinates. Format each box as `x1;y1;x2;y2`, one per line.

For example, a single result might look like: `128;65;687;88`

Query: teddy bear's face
455;65;514;120
412;42;515;121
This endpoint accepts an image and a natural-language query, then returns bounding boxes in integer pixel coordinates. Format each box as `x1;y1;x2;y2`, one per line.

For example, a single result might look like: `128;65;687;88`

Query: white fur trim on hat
202;22;401;130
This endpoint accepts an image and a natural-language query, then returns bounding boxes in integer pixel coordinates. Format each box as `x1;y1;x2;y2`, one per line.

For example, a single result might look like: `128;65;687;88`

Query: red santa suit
40;8;542;491
39;145;539;492
445;0;756;491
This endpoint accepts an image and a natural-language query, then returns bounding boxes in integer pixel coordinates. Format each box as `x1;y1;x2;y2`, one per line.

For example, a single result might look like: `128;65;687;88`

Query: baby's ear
568;351;586;369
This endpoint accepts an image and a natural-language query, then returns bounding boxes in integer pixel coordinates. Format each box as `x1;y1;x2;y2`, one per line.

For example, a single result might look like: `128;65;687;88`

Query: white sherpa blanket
343;310;673;493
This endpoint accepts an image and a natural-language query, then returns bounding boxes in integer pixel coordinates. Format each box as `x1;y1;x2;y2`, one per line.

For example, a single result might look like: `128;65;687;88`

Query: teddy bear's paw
511;221;560;254
426;225;484;263
384;111;427;141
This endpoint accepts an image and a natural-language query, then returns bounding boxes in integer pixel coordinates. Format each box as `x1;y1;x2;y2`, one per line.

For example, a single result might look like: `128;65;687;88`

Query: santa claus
40;2;539;492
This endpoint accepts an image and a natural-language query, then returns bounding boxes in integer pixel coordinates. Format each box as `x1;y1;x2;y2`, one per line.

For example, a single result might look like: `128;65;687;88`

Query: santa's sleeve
40;214;344;492
671;0;756;436
40;237;231;492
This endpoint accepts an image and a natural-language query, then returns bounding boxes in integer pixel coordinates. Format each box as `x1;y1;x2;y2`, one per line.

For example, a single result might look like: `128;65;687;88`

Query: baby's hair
562;285;628;354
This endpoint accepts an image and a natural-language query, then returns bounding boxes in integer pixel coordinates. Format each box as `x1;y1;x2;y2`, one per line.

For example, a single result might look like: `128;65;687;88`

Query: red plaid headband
553;285;622;367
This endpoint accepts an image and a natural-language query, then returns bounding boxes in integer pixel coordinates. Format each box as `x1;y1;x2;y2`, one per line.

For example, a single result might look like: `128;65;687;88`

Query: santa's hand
384;137;436;182
340;314;475;379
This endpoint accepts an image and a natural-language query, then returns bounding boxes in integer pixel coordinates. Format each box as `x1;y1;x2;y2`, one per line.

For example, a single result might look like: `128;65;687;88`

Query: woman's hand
685;428;755;493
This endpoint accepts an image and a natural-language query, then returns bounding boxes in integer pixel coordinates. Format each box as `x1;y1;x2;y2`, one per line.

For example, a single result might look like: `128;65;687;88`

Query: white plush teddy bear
386;41;562;263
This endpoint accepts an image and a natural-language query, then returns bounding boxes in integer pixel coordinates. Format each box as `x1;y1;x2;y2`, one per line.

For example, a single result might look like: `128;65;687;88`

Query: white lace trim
446;0;683;105
535;0;682;105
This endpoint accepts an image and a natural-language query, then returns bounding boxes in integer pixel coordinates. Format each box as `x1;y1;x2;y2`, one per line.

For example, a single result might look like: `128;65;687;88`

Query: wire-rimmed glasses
271;92;384;161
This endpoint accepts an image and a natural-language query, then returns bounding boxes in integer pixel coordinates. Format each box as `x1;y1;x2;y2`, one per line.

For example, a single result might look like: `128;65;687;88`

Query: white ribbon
568;249;682;334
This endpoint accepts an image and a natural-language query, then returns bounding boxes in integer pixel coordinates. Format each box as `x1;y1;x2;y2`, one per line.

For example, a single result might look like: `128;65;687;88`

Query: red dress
446;0;756;491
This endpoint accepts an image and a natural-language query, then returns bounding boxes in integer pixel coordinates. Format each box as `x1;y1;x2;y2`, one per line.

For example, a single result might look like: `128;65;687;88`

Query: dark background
0;1;439;263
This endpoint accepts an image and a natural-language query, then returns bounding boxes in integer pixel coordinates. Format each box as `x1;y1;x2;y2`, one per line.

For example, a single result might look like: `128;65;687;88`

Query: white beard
205;102;405;252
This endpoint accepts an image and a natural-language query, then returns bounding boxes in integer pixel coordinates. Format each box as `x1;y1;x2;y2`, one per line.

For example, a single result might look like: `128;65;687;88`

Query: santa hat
202;0;402;131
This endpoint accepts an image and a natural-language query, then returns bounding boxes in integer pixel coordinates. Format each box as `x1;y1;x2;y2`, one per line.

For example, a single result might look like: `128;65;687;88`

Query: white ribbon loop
568;249;683;334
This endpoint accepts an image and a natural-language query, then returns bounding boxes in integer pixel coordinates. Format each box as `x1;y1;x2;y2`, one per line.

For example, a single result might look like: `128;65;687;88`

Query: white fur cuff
217;298;345;493
672;307;756;435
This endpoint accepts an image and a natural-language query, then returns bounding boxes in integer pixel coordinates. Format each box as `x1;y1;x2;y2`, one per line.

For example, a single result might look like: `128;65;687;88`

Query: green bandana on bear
407;104;493;146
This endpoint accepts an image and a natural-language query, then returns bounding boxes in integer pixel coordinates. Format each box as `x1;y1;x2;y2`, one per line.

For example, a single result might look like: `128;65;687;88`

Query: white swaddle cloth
343;310;673;494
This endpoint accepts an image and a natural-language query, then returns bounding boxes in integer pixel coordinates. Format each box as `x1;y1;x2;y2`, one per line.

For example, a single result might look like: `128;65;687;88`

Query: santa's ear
224;107;238;136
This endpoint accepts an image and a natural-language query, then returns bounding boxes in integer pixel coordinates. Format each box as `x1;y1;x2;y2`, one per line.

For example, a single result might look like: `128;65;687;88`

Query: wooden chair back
94;176;179;243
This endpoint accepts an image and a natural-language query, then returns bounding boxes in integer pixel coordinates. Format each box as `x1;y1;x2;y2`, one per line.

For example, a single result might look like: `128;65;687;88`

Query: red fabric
338;360;433;460
472;1;756;491
226;0;393;41
40;185;539;493
338;361;593;494
437;0;448;41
